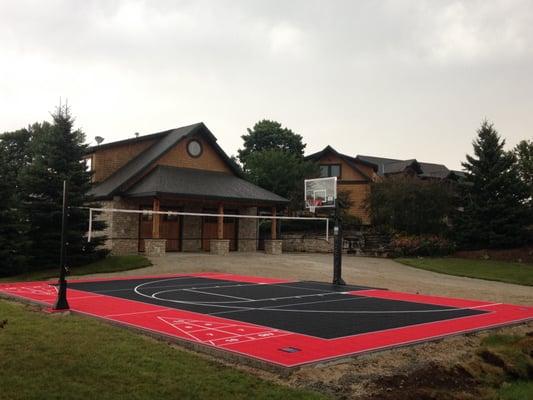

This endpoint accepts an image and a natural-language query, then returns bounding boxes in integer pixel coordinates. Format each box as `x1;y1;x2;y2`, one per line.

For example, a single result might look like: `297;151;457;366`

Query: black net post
332;199;345;286
53;180;70;311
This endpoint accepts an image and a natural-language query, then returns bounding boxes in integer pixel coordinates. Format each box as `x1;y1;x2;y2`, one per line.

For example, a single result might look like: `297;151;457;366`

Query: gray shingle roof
382;159;420;174
357;155;451;178
124;166;288;204
89;123;242;199
418;162;451;179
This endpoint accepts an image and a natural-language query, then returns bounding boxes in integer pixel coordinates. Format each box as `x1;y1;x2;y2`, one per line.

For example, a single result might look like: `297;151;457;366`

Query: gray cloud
1;0;532;169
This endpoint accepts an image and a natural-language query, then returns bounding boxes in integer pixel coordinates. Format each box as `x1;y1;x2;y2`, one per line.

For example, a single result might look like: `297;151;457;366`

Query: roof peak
86;122;205;152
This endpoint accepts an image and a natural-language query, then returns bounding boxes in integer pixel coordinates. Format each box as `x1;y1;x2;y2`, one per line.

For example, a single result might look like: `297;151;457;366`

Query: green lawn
0;255;152;283
0;300;327;400
396;257;533;286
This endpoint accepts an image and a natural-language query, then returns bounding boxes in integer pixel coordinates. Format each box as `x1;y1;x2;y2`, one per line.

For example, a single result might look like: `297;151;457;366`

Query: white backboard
304;177;337;210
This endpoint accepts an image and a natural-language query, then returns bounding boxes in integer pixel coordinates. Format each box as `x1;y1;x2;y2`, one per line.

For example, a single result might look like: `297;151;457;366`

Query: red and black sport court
1;272;531;368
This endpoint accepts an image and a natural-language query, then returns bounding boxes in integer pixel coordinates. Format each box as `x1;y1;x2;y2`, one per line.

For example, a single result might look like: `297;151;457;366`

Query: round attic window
187;139;202;158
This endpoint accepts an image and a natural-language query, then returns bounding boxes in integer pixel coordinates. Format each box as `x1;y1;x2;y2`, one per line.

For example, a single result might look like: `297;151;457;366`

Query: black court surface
66;276;487;339
1;272;531;367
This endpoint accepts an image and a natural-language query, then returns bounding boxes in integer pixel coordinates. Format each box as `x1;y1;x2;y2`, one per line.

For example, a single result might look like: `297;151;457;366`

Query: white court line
152;288;345;305
244;302;503;314
105;308;175;318
132;277;501;315
181;288;252;301
71;278;246;294
211;295;369;316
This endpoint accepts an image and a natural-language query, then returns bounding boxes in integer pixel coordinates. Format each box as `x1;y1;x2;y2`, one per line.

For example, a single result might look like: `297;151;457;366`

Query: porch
100;195;282;257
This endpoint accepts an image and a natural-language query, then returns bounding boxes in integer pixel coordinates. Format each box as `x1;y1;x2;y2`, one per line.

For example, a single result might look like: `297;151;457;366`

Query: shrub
391;234;456;257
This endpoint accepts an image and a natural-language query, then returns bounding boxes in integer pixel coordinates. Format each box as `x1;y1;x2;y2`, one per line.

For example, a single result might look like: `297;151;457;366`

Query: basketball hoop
309;205;316;214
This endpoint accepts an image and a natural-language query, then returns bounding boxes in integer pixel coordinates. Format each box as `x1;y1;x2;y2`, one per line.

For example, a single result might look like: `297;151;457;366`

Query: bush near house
391;234;456;257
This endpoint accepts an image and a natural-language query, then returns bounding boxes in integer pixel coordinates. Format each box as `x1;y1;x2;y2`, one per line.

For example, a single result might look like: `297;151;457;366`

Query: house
306;146;464;224
85;123;288;256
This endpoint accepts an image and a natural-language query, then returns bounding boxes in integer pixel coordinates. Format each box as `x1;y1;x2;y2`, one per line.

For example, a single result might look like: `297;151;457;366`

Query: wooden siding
156;134;232;173
316;153;371;181
338;182;371;224
313;152;375;224
91;139;157;183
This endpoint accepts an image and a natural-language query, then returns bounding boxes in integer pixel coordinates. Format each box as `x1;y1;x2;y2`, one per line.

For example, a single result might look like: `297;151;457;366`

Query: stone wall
281;230;391;257
210;239;230;255
96;198;140;255
264;239;283;255
238;207;258;252
282;234;334;253
145;239;166;256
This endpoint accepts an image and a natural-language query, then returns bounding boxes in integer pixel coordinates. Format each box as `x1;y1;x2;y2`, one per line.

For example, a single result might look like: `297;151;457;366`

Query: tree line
367;122;532;250
1;110;531;276
239;120;532;251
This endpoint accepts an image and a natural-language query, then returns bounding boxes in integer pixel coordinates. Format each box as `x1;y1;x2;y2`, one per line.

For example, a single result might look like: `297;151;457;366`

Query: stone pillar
264;239;283;255
98;197;140;255
238;207;258;252
145;238;166;256
210;239;230;255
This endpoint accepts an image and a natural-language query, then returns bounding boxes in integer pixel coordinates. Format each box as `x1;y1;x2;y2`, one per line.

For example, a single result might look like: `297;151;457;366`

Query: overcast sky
1;0;532;169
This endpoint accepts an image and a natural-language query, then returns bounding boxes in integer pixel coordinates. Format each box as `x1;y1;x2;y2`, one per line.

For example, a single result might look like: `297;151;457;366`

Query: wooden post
152;197;160;239
271;207;277;240
217;203;224;240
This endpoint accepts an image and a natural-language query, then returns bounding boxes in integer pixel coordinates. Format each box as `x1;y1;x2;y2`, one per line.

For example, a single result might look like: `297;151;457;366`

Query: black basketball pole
332;198;345;286
53;180;70;311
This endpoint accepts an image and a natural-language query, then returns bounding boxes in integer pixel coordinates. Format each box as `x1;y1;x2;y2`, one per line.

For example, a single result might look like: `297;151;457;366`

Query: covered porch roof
122;165;288;205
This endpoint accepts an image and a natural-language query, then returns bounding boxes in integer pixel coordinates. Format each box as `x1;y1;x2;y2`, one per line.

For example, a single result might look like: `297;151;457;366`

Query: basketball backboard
304;176;337;211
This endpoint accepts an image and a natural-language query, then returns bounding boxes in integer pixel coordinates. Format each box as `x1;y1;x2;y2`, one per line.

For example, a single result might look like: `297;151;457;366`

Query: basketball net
307;198;322;214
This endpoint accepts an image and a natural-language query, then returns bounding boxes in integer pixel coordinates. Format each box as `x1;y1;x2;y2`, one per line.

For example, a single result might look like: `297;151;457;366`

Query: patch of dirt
278;322;533;399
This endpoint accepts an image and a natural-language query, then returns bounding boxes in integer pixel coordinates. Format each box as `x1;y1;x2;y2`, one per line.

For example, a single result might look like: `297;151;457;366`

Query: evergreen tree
454;121;531;249
19;105;107;270
514;139;533;198
0;127;35;275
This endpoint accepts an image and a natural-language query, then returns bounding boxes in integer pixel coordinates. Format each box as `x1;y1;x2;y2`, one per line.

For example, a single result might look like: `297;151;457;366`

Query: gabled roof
89;123;242;199
383;159;421;175
418;162;451;179
125;165;288;204
356;155;451;178
305;145;377;180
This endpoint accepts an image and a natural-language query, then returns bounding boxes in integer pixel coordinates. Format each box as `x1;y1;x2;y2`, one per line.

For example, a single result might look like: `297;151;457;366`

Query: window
187;139;203;157
82;157;92;172
319;164;341;178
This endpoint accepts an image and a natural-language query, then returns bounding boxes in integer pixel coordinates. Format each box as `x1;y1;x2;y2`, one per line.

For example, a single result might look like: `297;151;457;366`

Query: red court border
1;273;531;368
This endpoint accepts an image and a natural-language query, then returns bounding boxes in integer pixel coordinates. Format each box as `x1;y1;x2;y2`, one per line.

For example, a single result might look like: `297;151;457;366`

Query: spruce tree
19;105;107;270
0;129;32;275
454;121;531;249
